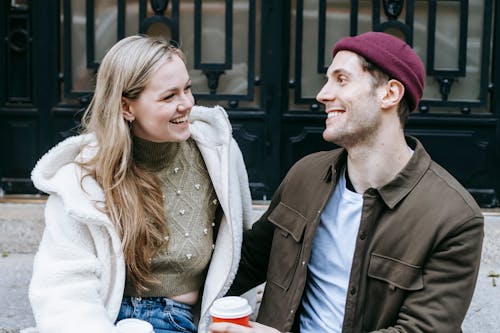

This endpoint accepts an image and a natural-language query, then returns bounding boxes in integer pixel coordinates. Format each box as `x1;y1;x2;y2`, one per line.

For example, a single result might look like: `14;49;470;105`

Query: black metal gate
1;0;500;207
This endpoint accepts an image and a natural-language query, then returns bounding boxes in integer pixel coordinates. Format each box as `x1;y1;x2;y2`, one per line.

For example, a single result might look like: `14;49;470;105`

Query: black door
1;0;500;207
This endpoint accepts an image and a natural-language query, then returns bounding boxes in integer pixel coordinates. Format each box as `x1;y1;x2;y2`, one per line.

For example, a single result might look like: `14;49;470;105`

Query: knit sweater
124;137;218;297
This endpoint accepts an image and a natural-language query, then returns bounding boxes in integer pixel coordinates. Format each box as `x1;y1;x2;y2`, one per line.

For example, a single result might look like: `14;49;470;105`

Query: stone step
479;213;500;266
0;203;45;254
0;253;36;332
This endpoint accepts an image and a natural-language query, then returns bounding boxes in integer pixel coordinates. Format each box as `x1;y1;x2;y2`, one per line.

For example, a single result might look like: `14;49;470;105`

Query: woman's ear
380;79;405;110
121;97;135;122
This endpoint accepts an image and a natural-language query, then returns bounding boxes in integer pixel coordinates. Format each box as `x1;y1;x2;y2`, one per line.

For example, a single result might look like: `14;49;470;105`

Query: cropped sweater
124;137;218;297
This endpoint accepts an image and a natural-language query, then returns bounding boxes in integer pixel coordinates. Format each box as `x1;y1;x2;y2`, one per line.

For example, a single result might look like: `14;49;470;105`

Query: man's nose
316;82;334;104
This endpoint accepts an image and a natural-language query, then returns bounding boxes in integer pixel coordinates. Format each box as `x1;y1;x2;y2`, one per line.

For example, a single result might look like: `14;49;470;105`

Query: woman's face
123;54;195;143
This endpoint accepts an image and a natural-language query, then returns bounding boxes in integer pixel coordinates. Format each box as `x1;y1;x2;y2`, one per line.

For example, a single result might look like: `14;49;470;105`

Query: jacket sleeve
29;195;119;333
372;216;484;333
227;178;289;296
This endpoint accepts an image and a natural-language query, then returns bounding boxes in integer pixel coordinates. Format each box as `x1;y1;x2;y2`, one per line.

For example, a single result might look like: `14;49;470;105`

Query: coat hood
31;134;109;224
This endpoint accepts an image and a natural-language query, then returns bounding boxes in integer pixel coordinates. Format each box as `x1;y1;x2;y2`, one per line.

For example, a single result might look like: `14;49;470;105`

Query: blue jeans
116;297;197;333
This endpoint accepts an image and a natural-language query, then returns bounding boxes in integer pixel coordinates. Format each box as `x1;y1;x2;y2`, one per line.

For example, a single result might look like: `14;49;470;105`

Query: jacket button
359;231;366;240
350;287;357;295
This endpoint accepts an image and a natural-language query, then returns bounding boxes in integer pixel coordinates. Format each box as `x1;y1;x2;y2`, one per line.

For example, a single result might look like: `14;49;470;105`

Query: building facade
1;0;500;207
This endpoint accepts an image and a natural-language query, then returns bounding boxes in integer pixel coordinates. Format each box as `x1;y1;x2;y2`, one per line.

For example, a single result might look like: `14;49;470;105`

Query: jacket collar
326;148;346;183
324;136;431;209
377;136;432;209
189;105;232;146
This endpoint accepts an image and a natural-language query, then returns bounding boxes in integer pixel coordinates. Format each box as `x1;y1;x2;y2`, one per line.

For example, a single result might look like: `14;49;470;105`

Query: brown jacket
229;137;484;333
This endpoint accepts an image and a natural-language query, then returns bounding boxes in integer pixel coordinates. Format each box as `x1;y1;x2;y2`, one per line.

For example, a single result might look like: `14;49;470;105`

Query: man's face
317;50;384;148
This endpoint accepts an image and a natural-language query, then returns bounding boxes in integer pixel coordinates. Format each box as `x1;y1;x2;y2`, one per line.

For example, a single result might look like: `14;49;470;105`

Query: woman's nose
178;93;194;111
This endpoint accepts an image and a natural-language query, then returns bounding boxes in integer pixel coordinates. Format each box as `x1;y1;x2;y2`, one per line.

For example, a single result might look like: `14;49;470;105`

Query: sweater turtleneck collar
132;136;181;172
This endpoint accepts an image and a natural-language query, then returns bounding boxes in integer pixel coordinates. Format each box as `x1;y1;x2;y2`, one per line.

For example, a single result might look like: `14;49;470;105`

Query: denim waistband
122;296;194;312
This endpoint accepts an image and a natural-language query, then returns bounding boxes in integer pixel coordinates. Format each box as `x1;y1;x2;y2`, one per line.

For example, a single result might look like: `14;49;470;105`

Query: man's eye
184;85;192;91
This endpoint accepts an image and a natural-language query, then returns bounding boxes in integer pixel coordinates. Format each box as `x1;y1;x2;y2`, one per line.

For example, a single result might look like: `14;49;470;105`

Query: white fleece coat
29;105;253;333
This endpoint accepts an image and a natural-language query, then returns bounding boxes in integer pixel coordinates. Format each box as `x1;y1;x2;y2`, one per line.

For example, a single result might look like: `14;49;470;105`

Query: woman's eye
163;94;174;101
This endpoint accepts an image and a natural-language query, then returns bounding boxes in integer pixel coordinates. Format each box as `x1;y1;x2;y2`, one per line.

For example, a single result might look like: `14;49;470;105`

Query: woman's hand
208;321;281;333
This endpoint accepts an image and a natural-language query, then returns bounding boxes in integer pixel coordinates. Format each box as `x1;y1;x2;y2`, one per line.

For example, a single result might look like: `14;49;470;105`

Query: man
209;32;484;333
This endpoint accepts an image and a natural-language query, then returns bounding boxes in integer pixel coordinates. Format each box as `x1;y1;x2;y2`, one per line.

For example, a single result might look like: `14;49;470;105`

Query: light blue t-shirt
299;167;363;333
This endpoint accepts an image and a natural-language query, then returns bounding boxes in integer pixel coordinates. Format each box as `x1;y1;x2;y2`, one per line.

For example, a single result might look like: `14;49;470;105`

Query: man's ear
380;79;405;110
121;97;135;122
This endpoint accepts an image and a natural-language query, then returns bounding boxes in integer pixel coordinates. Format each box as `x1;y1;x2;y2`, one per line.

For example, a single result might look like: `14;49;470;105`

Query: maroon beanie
332;32;425;112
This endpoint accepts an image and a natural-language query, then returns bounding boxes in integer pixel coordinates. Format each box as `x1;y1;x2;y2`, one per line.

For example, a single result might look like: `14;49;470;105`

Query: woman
29;35;253;333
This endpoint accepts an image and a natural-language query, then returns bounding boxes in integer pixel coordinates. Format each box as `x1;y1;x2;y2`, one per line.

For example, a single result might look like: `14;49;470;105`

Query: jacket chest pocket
266;202;307;290
368;253;423;291
364;253;423;330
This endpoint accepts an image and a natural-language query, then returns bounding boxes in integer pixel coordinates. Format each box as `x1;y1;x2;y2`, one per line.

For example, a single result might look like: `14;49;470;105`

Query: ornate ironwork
62;0;94;99
203;71;224;95
373;0;413;44
193;0;256;101
317;0;359;74
151;0;169;15
194;0;232;96
425;0;471;111
140;0;179;41
7;29;28;53
383;0;404;20
86;0;126;69
5;4;31;104
437;77;455;101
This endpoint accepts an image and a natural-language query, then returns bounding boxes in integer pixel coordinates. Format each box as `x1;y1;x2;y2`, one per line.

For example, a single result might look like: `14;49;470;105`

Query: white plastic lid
209;296;252;319
116;318;154;333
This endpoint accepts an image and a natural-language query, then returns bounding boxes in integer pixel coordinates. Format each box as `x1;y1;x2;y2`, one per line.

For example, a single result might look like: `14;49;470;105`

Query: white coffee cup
116;318;154;333
209;296;253;327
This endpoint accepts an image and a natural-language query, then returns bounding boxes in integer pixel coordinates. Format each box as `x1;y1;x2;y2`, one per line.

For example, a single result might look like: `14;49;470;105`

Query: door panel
0;117;38;193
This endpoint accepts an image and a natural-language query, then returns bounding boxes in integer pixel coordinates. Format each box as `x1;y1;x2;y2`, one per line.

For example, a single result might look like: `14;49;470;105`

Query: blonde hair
79;35;186;291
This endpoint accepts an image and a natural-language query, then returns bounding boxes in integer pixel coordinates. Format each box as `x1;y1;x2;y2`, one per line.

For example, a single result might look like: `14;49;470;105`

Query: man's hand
208;321;281;333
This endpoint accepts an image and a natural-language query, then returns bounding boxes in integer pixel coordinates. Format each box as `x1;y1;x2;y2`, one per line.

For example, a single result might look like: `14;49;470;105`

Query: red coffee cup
209;296;253;327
